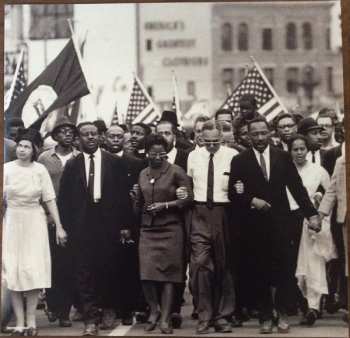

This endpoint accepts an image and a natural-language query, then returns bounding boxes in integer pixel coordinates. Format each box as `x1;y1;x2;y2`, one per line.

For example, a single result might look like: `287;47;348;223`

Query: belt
194;201;229;207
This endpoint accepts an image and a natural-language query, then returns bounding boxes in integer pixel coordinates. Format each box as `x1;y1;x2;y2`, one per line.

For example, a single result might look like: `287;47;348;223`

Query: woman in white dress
2;129;67;336
286;134;333;326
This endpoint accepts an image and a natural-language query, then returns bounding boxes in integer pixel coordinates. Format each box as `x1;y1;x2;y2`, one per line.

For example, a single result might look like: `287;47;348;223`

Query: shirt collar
167;146;177;157
50;146;80;158
116;150;124;157
253;145;270;156
83;147;101;160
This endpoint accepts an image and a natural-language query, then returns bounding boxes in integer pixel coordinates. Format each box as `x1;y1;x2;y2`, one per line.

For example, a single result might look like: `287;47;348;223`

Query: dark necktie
259;152;268;181
88;154;95;200
311;151;316;163
207;153;214;209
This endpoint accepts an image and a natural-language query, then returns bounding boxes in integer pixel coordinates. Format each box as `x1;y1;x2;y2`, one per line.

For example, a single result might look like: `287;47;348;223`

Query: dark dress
138;162;192;283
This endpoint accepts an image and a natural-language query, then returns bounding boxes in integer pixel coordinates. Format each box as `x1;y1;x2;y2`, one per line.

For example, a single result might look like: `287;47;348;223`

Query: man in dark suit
58;122;133;335
229;116;320;334
104;125;146;326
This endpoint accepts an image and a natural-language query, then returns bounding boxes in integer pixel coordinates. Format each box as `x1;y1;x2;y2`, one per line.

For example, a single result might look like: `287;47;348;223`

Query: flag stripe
258;97;278;114
132;104;154;124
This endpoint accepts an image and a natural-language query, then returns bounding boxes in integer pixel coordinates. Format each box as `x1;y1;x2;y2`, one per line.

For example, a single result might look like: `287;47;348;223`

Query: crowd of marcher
2;94;347;336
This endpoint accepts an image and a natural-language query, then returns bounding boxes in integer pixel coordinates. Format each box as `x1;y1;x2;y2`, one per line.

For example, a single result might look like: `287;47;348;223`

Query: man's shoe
135;311;148;324
122;316;133;326
100;309;116;330
277;315;290;333
59;318;73;327
45;310;57;323
159;321;173;334
230;316;243;327
196;321;210;335
214;320;232;333
260;320;273;334
170;313;182;329
82;323;98;336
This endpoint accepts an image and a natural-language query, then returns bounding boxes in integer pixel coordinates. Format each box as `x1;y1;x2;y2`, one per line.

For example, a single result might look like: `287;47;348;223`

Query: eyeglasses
277;124;296;130
203;139;221;145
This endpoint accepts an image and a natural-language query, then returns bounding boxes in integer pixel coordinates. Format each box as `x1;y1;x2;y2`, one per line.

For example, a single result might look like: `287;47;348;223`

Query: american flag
125;75;159;125
222;61;287;122
4;51;27;110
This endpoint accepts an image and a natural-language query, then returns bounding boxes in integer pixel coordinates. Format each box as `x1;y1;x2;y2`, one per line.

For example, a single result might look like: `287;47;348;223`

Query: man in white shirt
275;113;298;151
59;122;133;335
188;120;238;334
316;110;340;150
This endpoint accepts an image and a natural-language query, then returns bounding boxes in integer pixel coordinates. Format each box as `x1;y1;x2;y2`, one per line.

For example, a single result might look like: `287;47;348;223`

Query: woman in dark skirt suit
130;135;193;334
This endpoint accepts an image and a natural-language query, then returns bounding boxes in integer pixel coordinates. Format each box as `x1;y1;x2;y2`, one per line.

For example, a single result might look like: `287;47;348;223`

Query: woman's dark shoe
159;321;173;334
25;327;39;336
144;311;160;332
300;309;317;326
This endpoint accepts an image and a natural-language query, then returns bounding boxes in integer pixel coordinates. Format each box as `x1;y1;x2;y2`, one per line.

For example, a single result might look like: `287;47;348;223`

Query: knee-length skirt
2;206;51;291
139;223;184;283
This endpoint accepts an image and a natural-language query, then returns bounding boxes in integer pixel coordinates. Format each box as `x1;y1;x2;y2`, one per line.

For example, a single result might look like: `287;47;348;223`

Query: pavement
2;292;349;337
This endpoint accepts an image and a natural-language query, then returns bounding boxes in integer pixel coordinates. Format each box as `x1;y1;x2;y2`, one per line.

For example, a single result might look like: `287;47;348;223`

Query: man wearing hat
38;116;79;327
298;117;324;166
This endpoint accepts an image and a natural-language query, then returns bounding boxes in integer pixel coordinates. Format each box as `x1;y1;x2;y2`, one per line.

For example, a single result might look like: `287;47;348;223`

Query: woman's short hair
16;138;38;162
145;134;168;153
287;133;309;153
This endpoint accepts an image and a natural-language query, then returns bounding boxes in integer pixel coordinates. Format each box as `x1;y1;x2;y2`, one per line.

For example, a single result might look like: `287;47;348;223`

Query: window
187;81;196;97
221;23;233;51
29;4;74;39
286;67;299;93
263;68;274;86
262;28;273;50
222;68;234;93
286;22;297;50
146;39;152;51
238;23;249;51
327;67;333;93
147;86;153;98
326;27;331;50
302;22;313;50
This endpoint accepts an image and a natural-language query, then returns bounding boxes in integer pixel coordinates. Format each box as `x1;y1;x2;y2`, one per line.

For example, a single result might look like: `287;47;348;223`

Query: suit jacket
321;145;342;176
174;148;189;172
229;146;317;221
120;152;146;189
319;156;347;223
58;149;133;242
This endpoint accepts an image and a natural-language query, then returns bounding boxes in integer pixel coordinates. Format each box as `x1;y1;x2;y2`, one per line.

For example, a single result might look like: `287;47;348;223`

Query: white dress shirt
167;147;178;164
187;145;238;203
306;150;321;166
116;150;124;157
253;145;271;180
83;148;102;201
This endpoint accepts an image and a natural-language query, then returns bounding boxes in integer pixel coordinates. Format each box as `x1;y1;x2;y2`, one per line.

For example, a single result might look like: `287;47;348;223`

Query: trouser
190;204;234;322
1;285;12;328
46;224;75;319
118;241;140;318
247;212;300;321
75;203;120;324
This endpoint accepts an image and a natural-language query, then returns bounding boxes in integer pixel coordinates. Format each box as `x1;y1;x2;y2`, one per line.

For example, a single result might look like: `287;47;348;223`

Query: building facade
138;1;343;114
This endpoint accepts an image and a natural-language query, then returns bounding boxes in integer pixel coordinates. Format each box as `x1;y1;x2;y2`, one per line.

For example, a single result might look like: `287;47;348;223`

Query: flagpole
5;48;24;110
67;19;91;93
171;70;183;128
250;55;288;114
